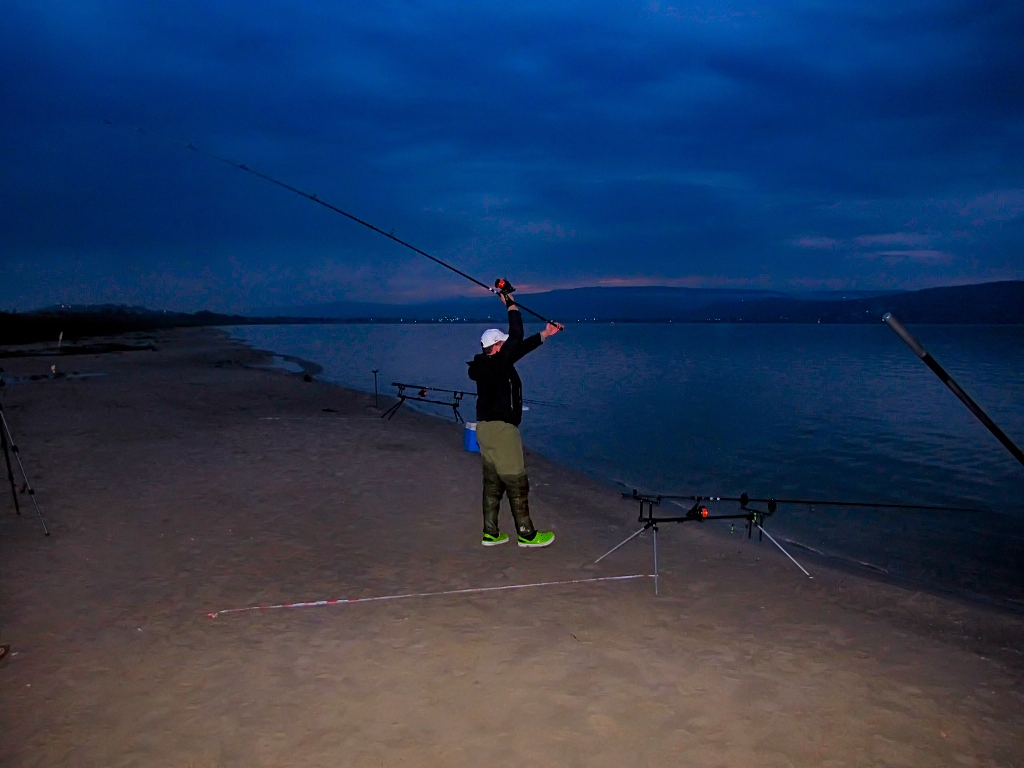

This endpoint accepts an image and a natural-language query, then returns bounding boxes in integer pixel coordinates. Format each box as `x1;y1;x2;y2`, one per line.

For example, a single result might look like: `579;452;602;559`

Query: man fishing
468;288;562;548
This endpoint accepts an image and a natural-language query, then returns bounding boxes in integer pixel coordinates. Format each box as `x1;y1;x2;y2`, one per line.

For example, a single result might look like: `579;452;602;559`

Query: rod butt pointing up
882;312;1024;468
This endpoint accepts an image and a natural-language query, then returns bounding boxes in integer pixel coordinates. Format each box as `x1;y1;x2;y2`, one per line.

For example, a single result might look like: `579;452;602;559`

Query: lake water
230;322;1024;606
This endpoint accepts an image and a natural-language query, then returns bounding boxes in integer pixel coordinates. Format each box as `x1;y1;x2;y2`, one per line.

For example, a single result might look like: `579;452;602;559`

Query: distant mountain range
256;286;793;322
259;281;1023;324
2;281;1021;346
695;281;1024;324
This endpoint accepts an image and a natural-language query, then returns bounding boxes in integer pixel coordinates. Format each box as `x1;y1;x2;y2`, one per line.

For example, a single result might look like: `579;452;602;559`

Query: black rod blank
112;122;559;326
883;312;1024;468
625;490;984;513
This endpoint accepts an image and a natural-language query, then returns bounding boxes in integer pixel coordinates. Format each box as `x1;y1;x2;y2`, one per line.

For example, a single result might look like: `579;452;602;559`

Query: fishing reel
685;503;710;521
494;278;516;296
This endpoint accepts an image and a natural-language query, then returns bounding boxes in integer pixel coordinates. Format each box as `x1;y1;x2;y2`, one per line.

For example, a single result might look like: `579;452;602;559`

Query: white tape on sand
207;574;652;619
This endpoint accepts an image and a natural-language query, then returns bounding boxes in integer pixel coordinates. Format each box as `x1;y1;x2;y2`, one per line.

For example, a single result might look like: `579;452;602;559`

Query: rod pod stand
380;383;469;422
1;412;20;517
593;490;811;594
0;401;50;536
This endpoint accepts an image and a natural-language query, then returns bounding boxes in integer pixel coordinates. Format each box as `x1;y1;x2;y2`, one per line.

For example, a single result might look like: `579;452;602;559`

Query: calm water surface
231;323;1024;605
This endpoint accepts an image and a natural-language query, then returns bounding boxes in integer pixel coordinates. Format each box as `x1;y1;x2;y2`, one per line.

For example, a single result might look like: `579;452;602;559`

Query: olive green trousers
476;421;535;538
475;421;525;476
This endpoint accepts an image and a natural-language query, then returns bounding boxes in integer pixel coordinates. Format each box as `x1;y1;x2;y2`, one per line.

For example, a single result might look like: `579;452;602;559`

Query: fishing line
605;487;994;588
107;121;560;326
206;574;651;618
756;523;812;578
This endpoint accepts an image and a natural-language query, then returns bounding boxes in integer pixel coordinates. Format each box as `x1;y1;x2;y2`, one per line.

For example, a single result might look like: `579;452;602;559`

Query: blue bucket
463;422;480;453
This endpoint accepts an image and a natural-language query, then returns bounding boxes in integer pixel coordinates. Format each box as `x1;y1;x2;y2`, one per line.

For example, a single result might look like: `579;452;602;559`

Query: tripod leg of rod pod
1;424;21;516
652;525;659;596
0;410;49;536
593;525;648;565
380;398;405;420
757;524;811;578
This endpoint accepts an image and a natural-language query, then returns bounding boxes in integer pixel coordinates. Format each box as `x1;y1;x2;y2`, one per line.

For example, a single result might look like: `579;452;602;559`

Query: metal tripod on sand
0;401;49;535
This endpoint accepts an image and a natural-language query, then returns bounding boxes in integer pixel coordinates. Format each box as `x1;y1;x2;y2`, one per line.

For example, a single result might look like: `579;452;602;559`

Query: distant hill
694;281;1024;324
0;306;330;346
3;281;1021;346
263;281;1024;324
260;286;789;322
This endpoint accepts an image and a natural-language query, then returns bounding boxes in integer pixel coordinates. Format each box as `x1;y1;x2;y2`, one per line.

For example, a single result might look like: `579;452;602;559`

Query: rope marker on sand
206;574;651;619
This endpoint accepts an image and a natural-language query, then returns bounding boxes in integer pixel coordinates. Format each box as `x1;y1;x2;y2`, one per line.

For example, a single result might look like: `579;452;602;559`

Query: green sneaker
482;532;510;547
517;531;555;548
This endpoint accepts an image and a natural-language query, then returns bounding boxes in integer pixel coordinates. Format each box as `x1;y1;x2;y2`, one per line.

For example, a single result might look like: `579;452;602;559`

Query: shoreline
1;327;1022;765
234;327;1024;620
187;329;1024;668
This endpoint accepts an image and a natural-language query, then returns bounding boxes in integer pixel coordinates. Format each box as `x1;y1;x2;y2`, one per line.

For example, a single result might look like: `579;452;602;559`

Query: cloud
870;249;955;265
785;276;858;291
854;232;931;247
1;0;1022;309
592;274;772;288
792;236;839;249
959;189;1024;223
496;218;573;238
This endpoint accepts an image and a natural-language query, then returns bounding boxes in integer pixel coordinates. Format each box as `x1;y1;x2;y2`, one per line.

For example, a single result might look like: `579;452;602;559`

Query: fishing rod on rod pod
106;121;563;328
379;382;568;422
598;317;1017;593
596;488;987;594
596;489;809;592
653;491;985;513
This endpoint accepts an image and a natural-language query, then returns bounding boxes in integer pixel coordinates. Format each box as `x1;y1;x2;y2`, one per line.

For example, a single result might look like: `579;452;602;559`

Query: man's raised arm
505;300;524;344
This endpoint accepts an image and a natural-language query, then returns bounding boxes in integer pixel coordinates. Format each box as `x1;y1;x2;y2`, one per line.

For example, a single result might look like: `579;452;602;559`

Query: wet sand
1;328;1022;767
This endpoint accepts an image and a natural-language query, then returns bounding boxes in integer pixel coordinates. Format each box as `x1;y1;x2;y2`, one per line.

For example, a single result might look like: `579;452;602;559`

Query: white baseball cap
480;328;509;347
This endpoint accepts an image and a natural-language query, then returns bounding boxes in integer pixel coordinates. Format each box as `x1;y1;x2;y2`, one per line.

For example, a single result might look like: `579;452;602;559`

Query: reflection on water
231;323;1024;605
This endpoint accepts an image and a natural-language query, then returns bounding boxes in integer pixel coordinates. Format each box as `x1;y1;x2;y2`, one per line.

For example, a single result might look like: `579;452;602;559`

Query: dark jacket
467;308;543;426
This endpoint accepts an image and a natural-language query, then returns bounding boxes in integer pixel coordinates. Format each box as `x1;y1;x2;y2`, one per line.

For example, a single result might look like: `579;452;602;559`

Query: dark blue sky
2;1;1022;311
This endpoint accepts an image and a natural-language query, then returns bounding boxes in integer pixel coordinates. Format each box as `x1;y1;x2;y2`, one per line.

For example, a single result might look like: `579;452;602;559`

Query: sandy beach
1;328;1022;767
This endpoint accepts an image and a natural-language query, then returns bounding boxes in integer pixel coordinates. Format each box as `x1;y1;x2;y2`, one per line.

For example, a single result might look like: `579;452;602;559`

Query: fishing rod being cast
107;121;561;327
115;121;569;553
